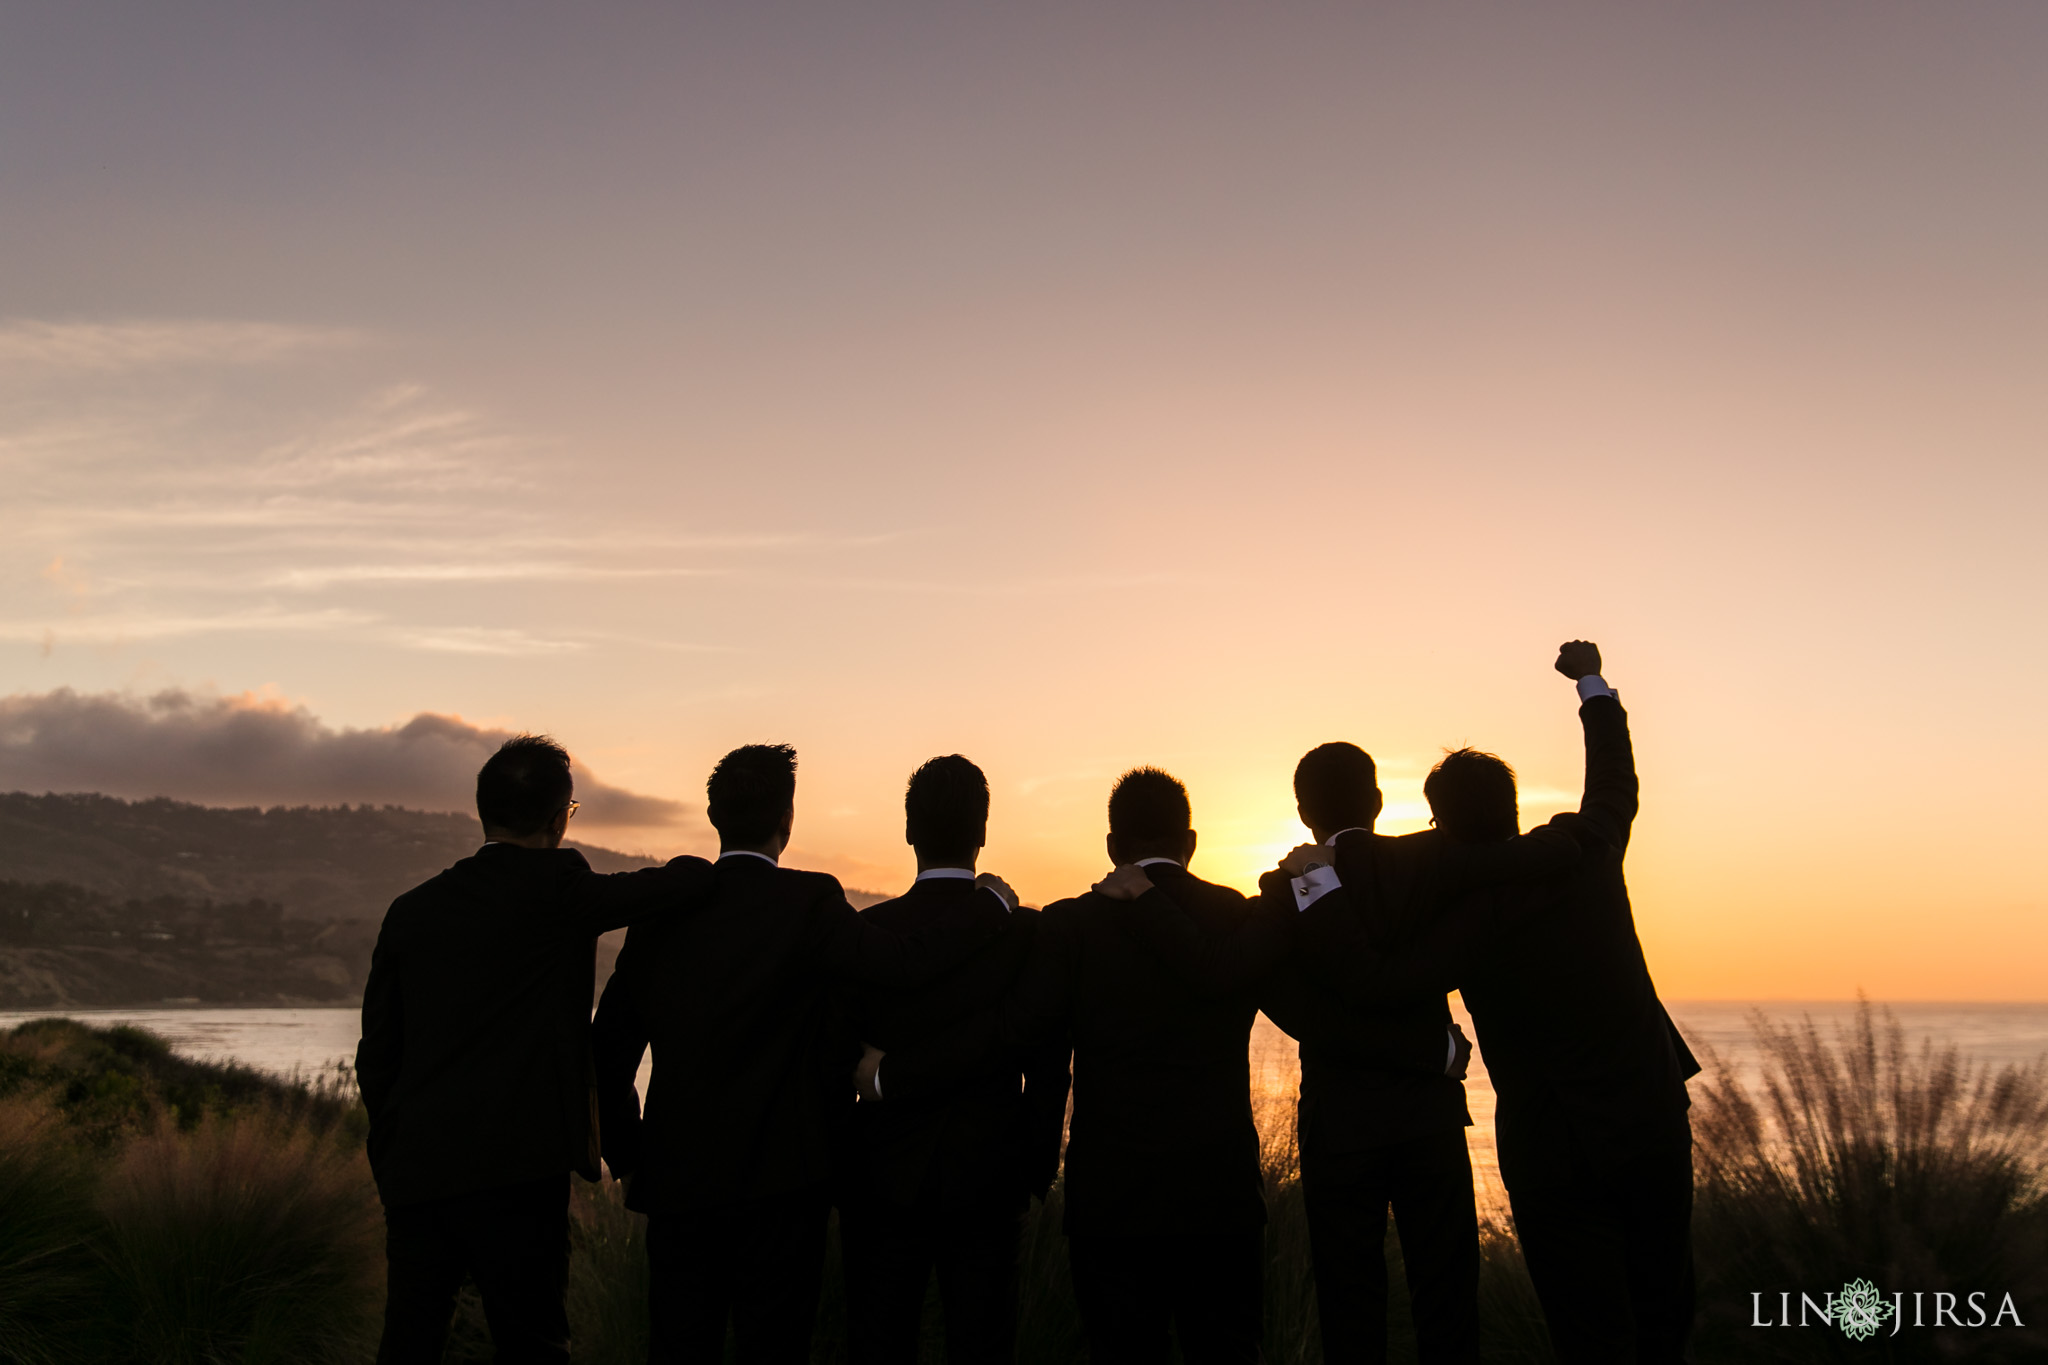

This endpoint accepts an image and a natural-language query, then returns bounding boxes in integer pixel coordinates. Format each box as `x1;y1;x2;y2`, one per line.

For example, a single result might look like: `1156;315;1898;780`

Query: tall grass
0;1100;101;1365
1689;999;2048;1362
0;1018;381;1365
95;1115;382;1364
567;1174;656;1365
3;1009;2044;1364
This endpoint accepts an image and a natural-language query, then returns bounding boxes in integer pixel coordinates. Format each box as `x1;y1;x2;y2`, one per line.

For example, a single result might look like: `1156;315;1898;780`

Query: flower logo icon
1834;1279;1895;1341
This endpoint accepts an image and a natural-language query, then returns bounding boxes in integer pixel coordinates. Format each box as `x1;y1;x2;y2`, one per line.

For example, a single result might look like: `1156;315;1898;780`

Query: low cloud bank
0;688;688;828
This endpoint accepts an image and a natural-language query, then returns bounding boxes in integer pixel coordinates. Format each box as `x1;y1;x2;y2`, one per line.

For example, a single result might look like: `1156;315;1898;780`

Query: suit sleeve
1247;879;1447;1077
1577;695;1639;853
1016;1034;1072;1199
1007;912;1073;1203
811;882;1009;988
570;855;716;936
1255;871;1350;1040
1292;867;1468;1006
354;907;404;1132
590;933;651;1179
1107;878;1289;998
1663;1003;1702;1082
880;905;1074;1102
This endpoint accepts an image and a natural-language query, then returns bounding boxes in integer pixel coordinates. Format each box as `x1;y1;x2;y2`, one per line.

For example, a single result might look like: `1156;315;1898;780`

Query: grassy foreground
0;1005;2042;1364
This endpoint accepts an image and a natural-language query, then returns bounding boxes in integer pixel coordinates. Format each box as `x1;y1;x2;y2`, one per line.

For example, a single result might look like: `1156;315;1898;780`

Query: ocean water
0;1006;367;1079
7;999;2044;1206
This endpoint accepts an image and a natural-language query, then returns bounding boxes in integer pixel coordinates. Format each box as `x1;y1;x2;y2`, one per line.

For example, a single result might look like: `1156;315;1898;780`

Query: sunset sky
3;4;2043;999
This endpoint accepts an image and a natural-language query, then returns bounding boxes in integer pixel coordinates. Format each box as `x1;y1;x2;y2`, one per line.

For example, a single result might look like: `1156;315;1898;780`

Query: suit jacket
1109;824;1584;1157
355;844;710;1209
1297;697;1700;1191
886;863;1293;1238
841;876;1070;1212
590;854;1011;1215
1263;860;1471;1155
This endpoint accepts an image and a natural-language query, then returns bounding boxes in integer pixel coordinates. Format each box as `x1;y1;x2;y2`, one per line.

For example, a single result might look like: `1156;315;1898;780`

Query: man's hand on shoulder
1555;640;1601;680
1092;864;1153;901
975;872;1019;911
1279;843;1332;878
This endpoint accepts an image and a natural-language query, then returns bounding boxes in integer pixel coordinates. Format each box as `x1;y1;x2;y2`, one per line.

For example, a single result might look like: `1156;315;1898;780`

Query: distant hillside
0;878;376;1009
0;791;658;923
0;791;891;1008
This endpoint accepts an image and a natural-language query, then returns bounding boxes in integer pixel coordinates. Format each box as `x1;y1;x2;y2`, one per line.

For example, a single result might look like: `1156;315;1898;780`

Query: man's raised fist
1555;640;1602;681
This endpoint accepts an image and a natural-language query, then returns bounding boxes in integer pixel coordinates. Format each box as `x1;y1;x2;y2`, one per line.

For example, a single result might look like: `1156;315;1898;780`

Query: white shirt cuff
1290;863;1342;912
1445;1030;1457;1074
983;885;1015;912
872;1062;882;1100
1576;674;1617;702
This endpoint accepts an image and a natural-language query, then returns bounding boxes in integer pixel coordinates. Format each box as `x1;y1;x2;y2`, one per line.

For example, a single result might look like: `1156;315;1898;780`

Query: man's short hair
706;744;798;847
475;735;573;837
1107;767;1190;859
1293;742;1378;834
905;754;989;859
1424;748;1519;843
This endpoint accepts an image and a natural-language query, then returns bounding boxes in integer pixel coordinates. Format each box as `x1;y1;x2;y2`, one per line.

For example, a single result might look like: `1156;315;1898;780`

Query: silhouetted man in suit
881;768;1448;1365
1096;745;1586;1365
591;744;1018;1365
1290;644;1698;1363
838;755;1069;1365
1270;744;1484;1365
359;735;710;1365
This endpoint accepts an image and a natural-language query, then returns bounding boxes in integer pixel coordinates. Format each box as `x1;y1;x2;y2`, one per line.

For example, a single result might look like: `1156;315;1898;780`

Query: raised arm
1555;639;1638;852
590;939;651;1179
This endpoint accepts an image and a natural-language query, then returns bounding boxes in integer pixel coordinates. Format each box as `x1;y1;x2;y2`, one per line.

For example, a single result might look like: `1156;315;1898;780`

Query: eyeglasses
562;801;581;820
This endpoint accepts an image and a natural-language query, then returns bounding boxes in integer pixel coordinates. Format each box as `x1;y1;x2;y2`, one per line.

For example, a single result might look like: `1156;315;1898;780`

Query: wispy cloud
249;384;511;492
259;562;723;590
0;314;917;666
800;571;1198;597
0;607;380;646
390;626;589;656
0;318;364;371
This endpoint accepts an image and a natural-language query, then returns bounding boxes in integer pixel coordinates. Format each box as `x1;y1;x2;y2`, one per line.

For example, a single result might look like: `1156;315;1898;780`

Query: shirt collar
719;849;779;867
1323;827;1371;848
914;867;976;882
1134;856;1182;868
